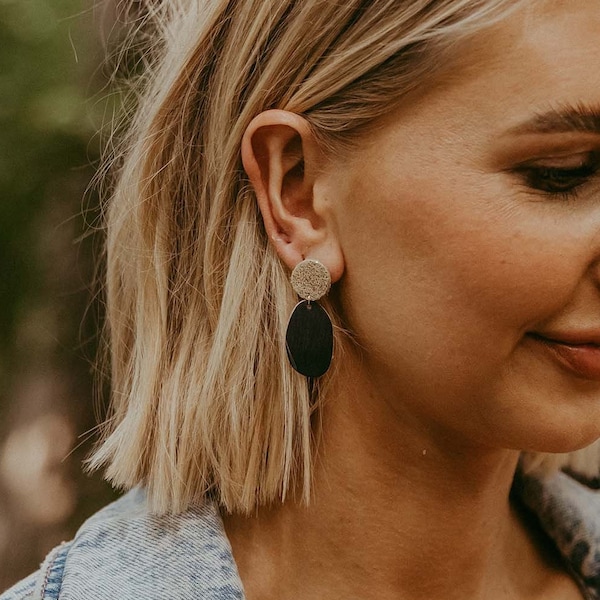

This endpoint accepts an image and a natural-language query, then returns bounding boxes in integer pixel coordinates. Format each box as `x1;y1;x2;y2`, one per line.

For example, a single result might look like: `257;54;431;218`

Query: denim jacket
2;470;600;600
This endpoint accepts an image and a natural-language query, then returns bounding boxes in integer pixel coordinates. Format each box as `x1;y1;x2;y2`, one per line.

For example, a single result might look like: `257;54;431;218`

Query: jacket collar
516;470;600;599
64;488;245;599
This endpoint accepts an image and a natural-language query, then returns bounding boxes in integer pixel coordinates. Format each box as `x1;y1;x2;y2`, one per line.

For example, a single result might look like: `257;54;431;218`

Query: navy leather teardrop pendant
285;300;333;378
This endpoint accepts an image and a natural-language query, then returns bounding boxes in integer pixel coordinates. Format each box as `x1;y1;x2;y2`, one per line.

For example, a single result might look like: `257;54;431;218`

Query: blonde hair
90;0;599;514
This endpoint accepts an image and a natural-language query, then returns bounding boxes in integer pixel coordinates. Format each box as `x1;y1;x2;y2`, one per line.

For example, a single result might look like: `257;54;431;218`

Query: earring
285;259;333;378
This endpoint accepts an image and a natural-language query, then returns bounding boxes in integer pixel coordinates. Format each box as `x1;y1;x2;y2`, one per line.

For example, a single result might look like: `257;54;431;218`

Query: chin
516;415;600;455
497;356;600;455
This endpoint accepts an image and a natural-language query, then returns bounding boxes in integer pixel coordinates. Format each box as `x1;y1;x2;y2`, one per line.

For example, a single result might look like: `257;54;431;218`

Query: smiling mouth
527;332;600;381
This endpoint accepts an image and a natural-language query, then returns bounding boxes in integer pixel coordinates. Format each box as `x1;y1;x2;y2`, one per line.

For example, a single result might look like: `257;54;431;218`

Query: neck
223;364;570;600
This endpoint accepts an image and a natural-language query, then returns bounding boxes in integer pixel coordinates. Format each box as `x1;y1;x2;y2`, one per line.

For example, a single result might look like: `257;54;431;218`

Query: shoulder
0;541;72;600
1;489;244;600
1;572;39;600
517;469;600;598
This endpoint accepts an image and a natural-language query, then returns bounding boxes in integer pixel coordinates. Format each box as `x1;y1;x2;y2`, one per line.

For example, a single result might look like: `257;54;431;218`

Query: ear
241;110;344;283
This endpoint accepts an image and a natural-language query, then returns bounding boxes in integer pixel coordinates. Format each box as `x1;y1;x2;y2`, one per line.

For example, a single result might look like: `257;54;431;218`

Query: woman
4;0;600;598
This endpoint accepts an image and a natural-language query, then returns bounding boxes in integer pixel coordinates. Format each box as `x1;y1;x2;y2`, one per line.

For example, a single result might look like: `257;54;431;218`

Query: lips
528;332;600;381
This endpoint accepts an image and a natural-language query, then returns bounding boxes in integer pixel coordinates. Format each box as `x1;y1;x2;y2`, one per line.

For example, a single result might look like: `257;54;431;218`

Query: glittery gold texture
290;259;331;300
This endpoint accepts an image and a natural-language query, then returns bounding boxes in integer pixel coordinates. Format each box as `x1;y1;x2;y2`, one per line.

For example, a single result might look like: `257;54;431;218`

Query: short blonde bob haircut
91;0;600;514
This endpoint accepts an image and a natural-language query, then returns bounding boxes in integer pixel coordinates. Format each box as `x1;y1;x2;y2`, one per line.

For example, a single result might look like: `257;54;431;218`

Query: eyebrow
508;105;600;135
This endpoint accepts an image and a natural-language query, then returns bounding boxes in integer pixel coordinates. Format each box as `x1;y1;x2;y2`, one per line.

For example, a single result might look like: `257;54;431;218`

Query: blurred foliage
0;0;118;588
0;0;98;357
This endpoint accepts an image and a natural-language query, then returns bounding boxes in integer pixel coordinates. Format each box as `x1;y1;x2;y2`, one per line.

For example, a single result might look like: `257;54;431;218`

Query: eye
514;151;600;199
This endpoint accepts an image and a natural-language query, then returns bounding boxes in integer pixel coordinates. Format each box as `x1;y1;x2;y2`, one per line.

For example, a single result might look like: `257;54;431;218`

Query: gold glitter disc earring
285;258;333;378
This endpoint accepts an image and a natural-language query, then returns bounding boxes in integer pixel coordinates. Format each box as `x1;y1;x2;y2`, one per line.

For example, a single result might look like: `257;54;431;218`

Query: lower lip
529;334;600;381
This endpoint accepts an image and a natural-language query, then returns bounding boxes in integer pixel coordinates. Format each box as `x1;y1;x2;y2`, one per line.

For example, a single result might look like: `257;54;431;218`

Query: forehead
450;1;600;117
367;0;600;148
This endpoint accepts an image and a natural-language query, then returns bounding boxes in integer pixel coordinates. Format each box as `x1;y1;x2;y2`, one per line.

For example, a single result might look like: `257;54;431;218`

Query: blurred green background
0;0;117;588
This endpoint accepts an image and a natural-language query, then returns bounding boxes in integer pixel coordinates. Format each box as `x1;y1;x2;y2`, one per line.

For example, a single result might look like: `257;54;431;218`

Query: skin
227;1;600;598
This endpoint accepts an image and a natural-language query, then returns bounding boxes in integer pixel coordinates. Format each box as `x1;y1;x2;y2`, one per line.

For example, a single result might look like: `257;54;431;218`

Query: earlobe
241;110;344;283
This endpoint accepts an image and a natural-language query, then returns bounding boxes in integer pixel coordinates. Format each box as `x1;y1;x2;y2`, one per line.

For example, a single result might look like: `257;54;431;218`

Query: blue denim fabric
1;573;37;599
1;488;245;599
2;471;600;599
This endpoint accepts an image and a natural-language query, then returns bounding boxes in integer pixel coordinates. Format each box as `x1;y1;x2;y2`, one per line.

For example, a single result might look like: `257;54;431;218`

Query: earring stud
290;258;331;301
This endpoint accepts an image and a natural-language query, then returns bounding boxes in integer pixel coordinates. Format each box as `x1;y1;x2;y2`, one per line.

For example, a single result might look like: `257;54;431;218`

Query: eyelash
515;154;600;201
